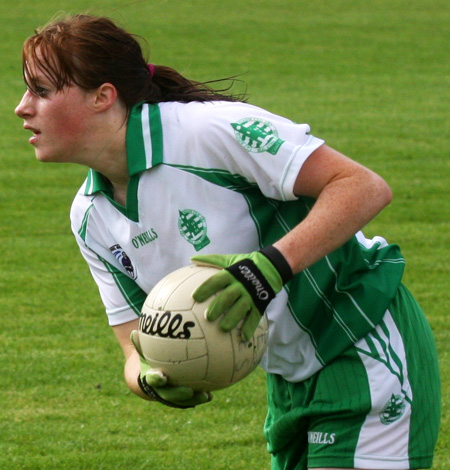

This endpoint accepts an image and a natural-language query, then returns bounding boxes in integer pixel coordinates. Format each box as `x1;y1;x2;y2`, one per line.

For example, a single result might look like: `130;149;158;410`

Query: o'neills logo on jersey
231;118;284;155
178;209;210;251
109;244;137;280
132;229;158;248
307;432;336;445
139;311;195;339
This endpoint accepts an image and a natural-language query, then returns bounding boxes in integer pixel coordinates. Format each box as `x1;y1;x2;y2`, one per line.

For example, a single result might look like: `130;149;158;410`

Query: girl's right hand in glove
131;330;212;409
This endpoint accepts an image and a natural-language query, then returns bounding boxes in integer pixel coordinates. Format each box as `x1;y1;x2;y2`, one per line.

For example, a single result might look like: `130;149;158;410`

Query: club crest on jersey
231;117;284;155
178;209;210;251
109;244;137;280
379;394;406;425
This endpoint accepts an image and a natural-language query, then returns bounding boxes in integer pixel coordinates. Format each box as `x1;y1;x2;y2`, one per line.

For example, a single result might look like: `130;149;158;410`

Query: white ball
136;264;269;392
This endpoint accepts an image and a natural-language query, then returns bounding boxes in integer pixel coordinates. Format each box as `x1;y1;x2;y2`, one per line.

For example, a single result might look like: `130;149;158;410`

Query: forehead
24;42;67;90
25;58;48;81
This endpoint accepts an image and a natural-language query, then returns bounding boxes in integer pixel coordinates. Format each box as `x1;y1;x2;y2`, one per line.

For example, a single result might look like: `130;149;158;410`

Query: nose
15;90;35;119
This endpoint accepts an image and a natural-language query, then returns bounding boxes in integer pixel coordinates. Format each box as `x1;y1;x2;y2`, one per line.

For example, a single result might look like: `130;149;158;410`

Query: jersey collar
126;102;164;176
84;168;111;195
83;102;164;196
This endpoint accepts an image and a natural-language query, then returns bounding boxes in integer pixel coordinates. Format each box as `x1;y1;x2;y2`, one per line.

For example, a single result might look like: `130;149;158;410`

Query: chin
35;154;52;162
35;151;60;163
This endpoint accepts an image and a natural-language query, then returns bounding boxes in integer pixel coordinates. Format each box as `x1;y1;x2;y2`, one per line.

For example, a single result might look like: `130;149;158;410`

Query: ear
91;83;118;112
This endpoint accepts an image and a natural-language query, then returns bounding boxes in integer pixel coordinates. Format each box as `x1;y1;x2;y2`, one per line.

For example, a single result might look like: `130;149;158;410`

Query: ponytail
147;64;245;104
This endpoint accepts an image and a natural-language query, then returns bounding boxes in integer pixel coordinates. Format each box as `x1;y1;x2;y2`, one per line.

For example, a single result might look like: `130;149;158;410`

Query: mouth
24;124;41;145
24;124;41;134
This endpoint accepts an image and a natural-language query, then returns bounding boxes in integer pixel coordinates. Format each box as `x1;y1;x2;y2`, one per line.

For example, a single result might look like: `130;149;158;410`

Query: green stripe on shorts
389;284;441;467
264;284;440;470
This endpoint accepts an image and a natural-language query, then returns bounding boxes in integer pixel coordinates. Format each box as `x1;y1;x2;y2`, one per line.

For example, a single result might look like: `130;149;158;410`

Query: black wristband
226;259;276;314
260;245;294;285
137;376;194;409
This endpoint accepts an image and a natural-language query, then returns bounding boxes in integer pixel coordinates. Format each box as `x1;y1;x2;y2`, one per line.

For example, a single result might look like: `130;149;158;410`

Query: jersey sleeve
165;101;324;201
70;191;147;326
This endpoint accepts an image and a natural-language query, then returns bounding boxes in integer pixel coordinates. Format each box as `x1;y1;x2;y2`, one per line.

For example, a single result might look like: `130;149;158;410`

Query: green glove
130;330;212;409
191;246;293;341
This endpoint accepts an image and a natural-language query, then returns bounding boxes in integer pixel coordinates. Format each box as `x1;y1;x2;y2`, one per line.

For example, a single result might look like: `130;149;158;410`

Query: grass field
1;0;448;469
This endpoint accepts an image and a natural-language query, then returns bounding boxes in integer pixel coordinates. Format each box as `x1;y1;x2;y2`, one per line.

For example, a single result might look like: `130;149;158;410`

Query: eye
35;86;50;97
28;84;50;98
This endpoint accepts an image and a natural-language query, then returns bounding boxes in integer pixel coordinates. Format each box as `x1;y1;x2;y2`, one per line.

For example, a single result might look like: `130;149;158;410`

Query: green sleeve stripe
78;204;94;241
99;257;147;316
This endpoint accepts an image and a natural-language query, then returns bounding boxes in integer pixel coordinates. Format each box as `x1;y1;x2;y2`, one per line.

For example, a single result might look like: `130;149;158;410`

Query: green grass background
1;0;448;468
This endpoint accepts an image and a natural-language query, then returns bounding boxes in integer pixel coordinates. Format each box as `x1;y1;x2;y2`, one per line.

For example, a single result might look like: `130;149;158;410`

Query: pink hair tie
147;63;155;77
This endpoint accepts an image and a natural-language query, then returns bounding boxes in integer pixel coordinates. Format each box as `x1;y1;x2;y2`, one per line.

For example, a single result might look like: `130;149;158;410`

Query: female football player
15;14;440;470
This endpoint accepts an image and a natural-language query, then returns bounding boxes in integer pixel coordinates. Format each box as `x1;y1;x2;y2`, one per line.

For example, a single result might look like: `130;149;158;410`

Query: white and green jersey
71;100;406;383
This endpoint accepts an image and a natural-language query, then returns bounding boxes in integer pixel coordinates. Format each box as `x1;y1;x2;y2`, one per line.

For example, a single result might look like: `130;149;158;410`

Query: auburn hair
22;14;244;114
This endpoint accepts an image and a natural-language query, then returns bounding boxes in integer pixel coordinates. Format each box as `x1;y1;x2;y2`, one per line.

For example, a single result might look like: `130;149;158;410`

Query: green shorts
264;284;441;470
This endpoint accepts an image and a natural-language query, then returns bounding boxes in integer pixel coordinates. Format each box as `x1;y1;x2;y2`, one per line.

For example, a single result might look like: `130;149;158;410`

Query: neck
75;95;130;204
93;127;130;205
86;111;130;201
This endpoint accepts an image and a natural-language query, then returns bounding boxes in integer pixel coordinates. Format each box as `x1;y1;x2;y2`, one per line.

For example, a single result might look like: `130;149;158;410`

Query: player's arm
112;319;147;398
192;144;392;339
274;144;392;272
